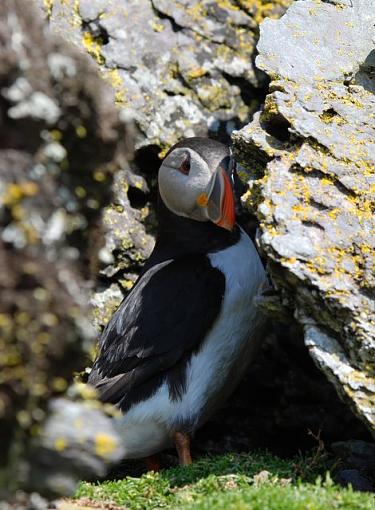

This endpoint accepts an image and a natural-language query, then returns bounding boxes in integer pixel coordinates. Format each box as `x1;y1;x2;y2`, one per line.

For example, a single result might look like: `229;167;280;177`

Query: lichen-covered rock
99;170;154;282
41;0;373;450
40;0;292;332
42;0;292;151
0;0;126;496
232;0;375;435
25;397;124;497
35;2;159;333
91;168;155;330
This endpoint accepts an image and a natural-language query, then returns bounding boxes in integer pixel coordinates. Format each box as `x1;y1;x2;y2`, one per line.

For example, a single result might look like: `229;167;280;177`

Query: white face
158;147;214;222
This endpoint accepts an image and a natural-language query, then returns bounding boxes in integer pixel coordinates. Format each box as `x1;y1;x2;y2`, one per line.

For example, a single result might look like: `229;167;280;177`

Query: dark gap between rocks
222;72;267;107
150;3;184;33
127;185;148;209
81;19;109;45
261;115;291;142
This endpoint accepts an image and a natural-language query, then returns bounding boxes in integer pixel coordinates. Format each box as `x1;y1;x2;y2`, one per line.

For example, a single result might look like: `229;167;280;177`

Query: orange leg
145;454;161;472
173;431;192;466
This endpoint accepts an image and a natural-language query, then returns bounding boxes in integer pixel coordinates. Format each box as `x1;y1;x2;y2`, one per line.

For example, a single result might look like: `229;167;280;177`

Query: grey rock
34;2;372;464
232;0;375;435
25;398;124;497
334;469;374;492
0;0;126;497
6;90;61;124
89;166;155;331
90;283;126;331
256;0;373;83
332;440;375;472
42;0;291;150
0;492;50;510
40;0;290;333
100;169;154;281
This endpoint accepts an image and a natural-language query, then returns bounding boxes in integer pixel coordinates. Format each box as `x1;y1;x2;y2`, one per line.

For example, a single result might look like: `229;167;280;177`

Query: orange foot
173;431;192;466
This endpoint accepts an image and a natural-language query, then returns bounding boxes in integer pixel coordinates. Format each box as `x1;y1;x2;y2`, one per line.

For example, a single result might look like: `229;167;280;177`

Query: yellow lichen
105;69;123;88
261;95;279;123
75;125;87;138
215;0;240;11
328;208;339;219
158;147;169;159
186;67;207;80
115;90;126;106
319;110;346;125
120;279;134;291
94;170;106;182
82;31;105;65
73;382;97;400
150;20;165;32
52;377;68;392
2;182;39;206
186;3;207;20
50;129;62;141
280;256;298;265
43;0;54;19
54;437;67;451
75;186;86;198
95;433;116;457
239;0;292;25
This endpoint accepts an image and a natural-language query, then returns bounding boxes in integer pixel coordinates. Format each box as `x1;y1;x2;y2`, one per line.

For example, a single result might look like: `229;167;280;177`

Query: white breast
180;227;267;425
115;228;267;458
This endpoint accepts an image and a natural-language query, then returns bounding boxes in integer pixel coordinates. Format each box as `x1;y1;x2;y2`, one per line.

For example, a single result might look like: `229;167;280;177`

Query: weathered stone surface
232;0;375;435
42;0;291;151
0;0;126;496
40;0;291;333
91;168;155;330
35;2;159;333
40;0;373;451
25;397;124;496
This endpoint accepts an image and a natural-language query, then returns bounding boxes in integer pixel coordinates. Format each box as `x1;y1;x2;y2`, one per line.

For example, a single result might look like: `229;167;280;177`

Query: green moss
74;451;374;510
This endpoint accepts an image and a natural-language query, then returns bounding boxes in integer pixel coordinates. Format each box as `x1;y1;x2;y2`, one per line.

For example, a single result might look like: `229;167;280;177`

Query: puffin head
158;137;236;231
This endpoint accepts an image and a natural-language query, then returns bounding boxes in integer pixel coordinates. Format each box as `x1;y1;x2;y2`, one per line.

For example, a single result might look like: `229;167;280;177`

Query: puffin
88;137;267;467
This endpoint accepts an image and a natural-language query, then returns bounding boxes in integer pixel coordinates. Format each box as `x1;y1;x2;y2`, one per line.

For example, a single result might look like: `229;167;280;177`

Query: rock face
42;0;292;332
33;0;373;466
90;167;155;330
42;0;373;451
42;0;291;151
0;0;125;496
25;396;124;497
232;0;375;435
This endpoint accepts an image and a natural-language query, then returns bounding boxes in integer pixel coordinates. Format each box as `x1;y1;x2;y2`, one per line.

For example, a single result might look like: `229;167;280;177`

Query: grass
74;451;374;510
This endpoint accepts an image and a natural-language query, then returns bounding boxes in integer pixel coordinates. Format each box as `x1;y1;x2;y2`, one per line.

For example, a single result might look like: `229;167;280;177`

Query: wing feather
88;255;225;411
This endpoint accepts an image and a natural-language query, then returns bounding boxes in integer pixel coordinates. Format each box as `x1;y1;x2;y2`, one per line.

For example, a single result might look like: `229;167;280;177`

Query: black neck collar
144;197;240;270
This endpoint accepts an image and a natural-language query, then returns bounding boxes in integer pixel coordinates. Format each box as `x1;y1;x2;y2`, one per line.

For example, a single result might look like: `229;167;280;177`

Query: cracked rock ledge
232;0;375;436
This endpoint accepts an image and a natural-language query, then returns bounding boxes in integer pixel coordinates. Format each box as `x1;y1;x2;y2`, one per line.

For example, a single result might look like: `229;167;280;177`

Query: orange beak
207;168;236;231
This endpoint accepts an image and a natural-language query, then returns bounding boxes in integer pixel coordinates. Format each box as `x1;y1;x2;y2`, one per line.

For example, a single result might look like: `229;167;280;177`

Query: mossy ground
73;451;374;509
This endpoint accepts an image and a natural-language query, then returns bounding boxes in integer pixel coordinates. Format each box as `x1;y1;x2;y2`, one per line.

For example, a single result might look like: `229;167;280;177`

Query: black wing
88;255;225;411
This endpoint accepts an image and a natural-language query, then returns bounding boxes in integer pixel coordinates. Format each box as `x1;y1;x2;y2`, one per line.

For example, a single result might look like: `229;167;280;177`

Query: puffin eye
179;154;190;175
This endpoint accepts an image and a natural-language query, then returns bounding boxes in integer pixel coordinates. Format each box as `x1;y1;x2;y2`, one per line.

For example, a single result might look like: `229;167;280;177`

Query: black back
89;137;240;411
89;256;225;411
